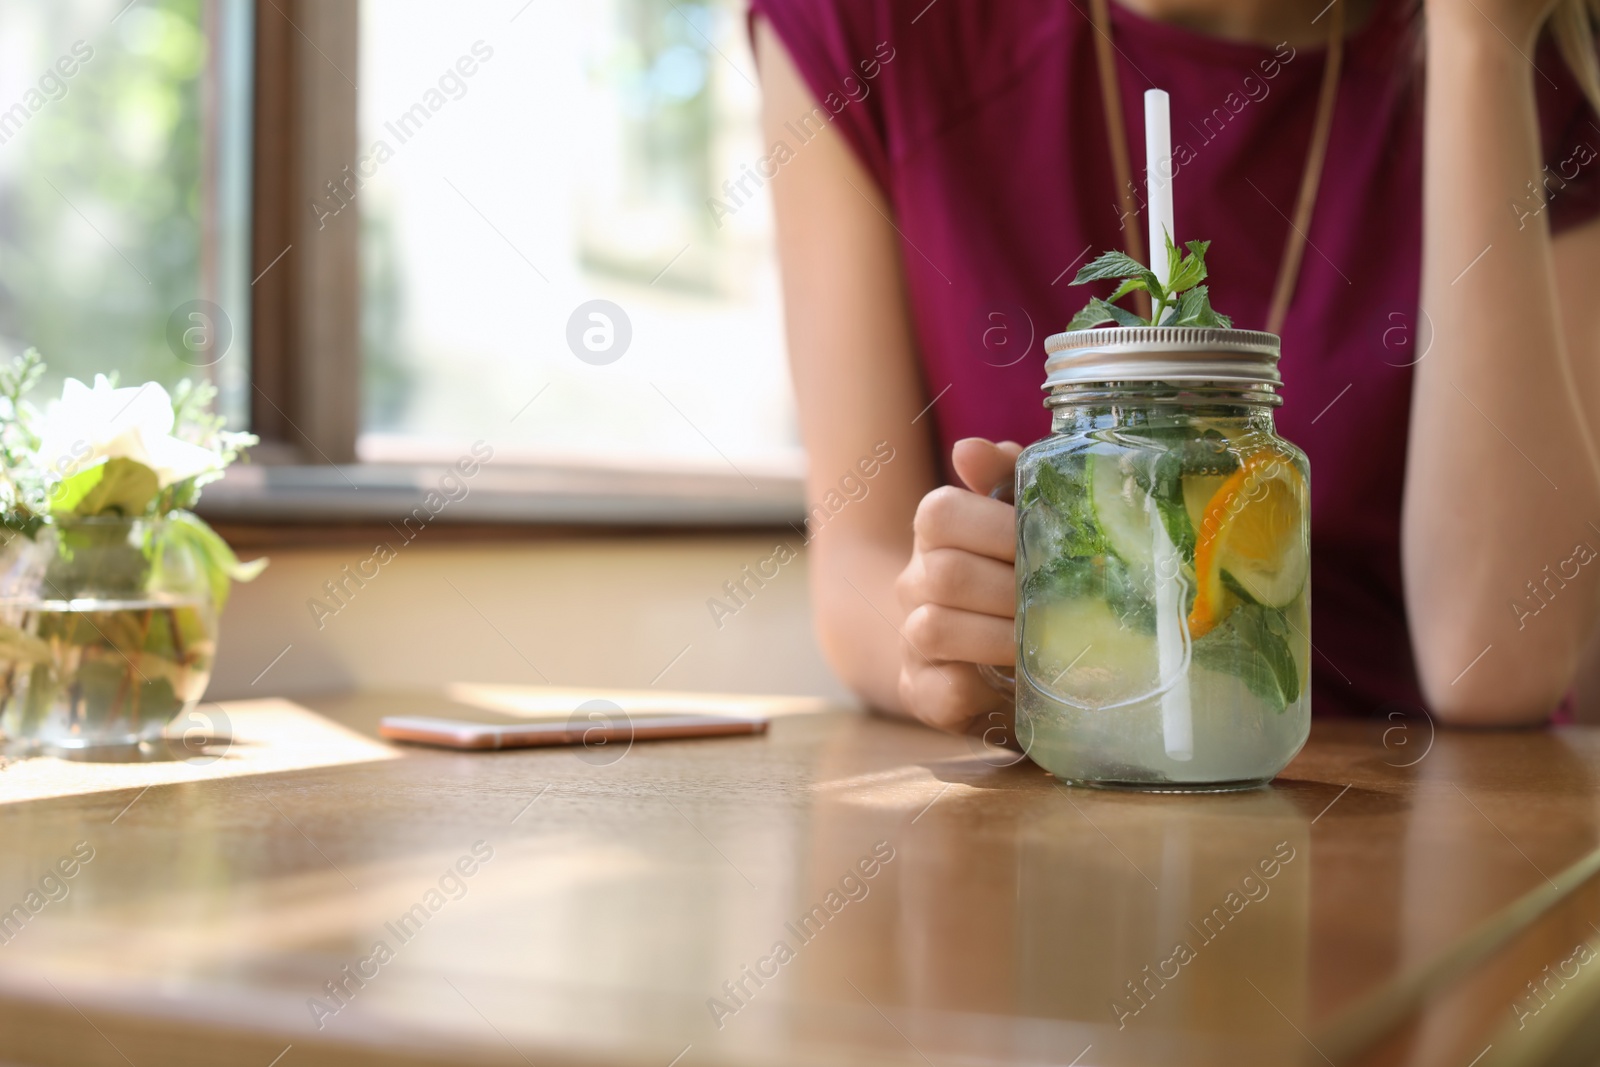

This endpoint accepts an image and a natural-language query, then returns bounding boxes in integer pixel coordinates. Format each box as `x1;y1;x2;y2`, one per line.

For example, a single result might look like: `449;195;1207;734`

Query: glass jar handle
980;476;1018;699
977;662;1016;698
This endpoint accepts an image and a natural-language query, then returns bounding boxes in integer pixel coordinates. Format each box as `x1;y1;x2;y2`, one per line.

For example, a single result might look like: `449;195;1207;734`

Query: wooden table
2;689;1599;1067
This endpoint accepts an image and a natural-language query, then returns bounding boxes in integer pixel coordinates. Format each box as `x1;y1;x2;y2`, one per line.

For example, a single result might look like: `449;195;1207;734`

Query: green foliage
1026;552;1155;635
1068;235;1233;330
1191;601;1299;711
0;348;257;527
51;458;161;518
1073;250;1160;290
1164;238;1208;295
1141;448;1196;561
0;0;214;406
33;507;264;610
160;377;258;513
0;348;46;445
160;509;267;611
1066;297;1148;331
1126;427;1239;565
43;519;153;600
170;378;221;443
0;348;47;522
1032;459;1112;558
1022;433;1304;712
170;377;253;467
1023;456;1156;629
0;347;266;618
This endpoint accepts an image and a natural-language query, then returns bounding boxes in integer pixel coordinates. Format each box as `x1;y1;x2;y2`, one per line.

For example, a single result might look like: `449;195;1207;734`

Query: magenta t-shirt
751;0;1600;718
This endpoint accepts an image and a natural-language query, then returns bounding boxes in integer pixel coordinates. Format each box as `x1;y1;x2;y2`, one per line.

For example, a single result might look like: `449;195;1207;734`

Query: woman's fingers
897;546;1014;617
898;659;1005;732
903;602;1014;665
952;437;1021;497
913;485;1015;560
893;444;1023;734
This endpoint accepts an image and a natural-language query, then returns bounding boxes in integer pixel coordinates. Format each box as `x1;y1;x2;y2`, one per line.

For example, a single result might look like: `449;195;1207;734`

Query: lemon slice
1188;452;1308;636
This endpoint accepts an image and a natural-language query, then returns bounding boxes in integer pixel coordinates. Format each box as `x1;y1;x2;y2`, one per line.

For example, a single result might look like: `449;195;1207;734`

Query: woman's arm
754;20;1013;729
1408;1;1600;724
1554;217;1600;723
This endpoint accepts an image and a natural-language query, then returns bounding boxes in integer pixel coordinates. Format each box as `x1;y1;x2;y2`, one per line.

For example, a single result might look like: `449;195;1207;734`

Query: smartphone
378;710;769;751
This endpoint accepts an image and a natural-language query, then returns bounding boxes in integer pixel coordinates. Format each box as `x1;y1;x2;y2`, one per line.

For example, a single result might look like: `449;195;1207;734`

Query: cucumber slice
1088;453;1154;572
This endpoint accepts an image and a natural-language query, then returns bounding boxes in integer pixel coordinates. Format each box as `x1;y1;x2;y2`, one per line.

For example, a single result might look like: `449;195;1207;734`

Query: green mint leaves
1191;601;1300;712
1066;235;1233;330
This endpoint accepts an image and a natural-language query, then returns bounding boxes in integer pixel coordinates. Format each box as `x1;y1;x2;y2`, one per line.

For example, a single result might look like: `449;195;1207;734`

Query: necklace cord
1088;0;1152;318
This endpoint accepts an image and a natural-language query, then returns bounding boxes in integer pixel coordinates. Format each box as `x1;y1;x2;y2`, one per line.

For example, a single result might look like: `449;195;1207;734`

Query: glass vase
0;516;218;751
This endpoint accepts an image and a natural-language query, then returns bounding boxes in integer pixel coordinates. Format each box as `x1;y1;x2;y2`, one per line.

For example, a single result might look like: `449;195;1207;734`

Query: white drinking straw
1144;87;1193;761
1149;501;1194;762
1145;89;1175;290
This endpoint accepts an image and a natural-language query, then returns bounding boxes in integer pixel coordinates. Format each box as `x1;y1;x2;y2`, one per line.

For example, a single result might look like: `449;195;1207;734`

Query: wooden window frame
249;0;360;465
211;0;803;538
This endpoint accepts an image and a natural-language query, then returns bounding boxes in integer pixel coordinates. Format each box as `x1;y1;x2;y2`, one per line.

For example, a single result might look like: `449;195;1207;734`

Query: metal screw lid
1042;326;1281;390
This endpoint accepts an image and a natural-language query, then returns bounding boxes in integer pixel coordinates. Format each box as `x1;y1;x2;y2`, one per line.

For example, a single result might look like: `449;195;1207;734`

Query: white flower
36;376;222;489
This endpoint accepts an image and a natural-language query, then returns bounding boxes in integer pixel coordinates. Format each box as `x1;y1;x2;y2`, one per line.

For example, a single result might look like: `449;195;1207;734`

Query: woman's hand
893;438;1021;733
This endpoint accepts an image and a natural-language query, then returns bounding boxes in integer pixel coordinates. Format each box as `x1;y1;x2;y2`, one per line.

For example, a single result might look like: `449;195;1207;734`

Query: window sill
195;461;806;533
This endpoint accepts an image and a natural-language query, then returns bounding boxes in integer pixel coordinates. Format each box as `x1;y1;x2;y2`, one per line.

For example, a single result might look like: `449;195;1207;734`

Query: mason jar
1014;327;1310;790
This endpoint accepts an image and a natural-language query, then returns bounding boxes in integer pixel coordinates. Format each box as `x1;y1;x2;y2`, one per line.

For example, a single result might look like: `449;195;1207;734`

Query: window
0;0;254;428
355;0;799;478
3;0;798;520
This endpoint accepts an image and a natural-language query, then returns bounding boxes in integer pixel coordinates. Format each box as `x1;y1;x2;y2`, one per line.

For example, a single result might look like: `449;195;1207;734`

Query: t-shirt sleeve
1537;33;1600;234
747;0;897;195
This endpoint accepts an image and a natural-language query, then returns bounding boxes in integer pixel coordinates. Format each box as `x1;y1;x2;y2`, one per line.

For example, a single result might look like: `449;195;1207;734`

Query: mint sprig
1066;235;1233;330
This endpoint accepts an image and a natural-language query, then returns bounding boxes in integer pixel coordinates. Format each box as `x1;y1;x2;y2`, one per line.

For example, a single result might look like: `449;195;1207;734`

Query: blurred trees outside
0;0;250;428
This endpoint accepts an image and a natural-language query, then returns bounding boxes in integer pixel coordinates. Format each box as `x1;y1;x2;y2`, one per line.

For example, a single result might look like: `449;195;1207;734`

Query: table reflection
786;716;1315;1062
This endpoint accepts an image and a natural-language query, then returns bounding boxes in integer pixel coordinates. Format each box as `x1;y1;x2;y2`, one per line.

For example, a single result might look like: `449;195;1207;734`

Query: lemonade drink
1015;329;1310;788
